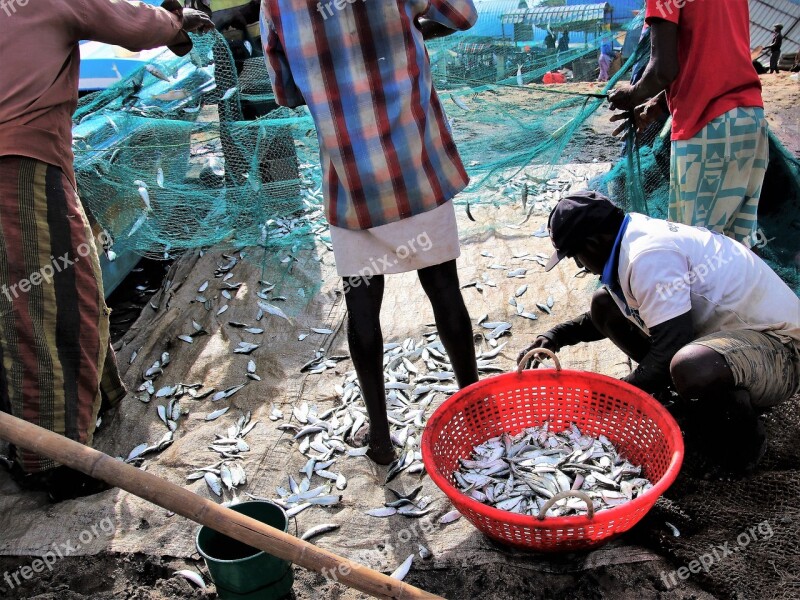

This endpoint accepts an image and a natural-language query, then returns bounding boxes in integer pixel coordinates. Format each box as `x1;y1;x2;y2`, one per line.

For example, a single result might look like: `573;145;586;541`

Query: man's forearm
629;20;679;107
79;0;191;56
629;62;671;107
542;312;606;349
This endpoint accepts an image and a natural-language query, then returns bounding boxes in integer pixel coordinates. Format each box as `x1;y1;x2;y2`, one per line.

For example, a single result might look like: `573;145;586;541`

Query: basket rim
421;368;685;531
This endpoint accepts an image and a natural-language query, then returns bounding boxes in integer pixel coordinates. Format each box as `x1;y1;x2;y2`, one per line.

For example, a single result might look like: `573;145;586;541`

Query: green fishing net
72;6;798;295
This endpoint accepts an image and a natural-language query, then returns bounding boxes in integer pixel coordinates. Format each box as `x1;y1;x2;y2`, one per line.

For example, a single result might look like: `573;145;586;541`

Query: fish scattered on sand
390;554;414;581
173;570;206;590
300;523;340;542
450;94;470;111
439;509;461;524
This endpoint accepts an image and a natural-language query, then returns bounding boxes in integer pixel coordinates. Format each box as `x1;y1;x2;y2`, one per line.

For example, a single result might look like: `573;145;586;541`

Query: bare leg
670;344;766;474
417;261;479;388
343;275;395;465
589;288;651;363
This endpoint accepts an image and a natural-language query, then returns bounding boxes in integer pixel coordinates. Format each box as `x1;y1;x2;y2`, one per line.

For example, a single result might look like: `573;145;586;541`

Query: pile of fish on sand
266;331;507;516
453;423;653;518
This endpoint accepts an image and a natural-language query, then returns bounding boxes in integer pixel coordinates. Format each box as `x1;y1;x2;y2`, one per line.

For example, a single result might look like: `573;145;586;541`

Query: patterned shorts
669;107;769;244
691;329;800;408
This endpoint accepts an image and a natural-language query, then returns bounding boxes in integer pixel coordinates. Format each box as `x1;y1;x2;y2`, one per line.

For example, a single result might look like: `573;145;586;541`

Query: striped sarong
0;157;124;473
669;106;769;243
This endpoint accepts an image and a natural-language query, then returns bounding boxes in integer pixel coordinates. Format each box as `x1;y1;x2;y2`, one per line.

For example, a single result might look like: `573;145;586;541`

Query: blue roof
472;0;530;37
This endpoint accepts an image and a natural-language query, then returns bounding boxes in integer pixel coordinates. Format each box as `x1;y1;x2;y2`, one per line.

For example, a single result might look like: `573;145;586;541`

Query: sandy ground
0;73;797;600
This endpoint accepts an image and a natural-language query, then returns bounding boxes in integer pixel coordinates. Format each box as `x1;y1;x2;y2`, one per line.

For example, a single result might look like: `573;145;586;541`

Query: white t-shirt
610;214;800;348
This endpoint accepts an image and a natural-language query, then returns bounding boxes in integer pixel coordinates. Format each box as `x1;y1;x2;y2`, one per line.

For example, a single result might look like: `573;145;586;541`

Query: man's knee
418;261;460;299
670;344;733;399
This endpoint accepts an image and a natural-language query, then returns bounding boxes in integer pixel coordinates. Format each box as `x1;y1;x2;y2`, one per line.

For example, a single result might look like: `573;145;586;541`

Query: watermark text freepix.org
321;515;437;583
0;0;29;17
3;517;115;589
660;520;773;589
340;230;433;295
317;0;368;20
653;0;697;18
0;231;111;303
656;228;772;301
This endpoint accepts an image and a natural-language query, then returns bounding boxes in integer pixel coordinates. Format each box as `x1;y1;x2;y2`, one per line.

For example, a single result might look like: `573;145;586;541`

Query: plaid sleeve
424;0;478;31
645;0;680;25
259;12;305;108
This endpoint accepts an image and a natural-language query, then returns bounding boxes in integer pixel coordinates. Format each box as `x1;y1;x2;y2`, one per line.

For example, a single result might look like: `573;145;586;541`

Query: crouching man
518;191;800;473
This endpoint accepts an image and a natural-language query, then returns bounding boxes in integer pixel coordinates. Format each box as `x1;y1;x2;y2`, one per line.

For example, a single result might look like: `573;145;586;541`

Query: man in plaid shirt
261;0;480;464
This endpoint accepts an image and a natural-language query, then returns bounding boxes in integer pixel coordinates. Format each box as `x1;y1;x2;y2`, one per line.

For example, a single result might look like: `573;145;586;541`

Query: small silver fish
450;94;470;111
258;301;289;321
146;64;171;82
173;570;206;590
366;507;397;517
206;407;230;421
390;554;414;581
300;523;340;542
204;472;222;497
439;509;462;524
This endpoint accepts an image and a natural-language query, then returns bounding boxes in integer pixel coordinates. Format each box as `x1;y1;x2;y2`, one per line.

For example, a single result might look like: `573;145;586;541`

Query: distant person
0;0;212;501
544;29;556;51
598;40;614;81
767;24;784;74
608;0;767;244
558;30;570;53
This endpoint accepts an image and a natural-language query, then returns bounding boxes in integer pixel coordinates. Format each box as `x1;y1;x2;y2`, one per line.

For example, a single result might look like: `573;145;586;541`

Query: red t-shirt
645;0;763;141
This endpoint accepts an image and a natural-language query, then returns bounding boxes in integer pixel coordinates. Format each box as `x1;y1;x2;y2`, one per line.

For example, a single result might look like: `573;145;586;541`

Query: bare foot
351;425;396;465
367;445;396;466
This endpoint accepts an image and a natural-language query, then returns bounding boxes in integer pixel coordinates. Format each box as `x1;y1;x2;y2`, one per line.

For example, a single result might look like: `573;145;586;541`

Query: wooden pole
0;412;442;600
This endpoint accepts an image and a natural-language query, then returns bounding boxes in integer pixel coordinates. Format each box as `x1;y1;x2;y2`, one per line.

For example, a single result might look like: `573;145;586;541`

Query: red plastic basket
421;349;684;552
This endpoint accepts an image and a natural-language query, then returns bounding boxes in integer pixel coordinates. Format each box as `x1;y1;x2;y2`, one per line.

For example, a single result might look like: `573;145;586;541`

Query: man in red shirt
608;0;767;245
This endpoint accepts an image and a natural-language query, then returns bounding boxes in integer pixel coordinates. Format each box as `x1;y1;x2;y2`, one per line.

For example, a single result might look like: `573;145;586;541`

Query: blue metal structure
568;0;642;24
78;0;169;92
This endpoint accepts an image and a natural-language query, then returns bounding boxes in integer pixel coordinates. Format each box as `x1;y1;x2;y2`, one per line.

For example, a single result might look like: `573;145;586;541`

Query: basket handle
517;347;562;374
537;490;595;521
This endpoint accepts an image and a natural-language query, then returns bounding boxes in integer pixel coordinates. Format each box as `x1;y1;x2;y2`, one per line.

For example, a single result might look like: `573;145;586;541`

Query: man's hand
181;7;215;33
634;95;668;131
609;109;634;137
607;82;636;112
610;92;669;137
516;335;561;370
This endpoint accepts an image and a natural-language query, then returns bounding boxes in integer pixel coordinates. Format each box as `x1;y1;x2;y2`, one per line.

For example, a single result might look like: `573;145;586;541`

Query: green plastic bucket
196;501;294;600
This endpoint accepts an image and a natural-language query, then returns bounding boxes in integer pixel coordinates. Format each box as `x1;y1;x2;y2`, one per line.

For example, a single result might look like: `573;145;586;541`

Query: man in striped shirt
262;0;480;464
